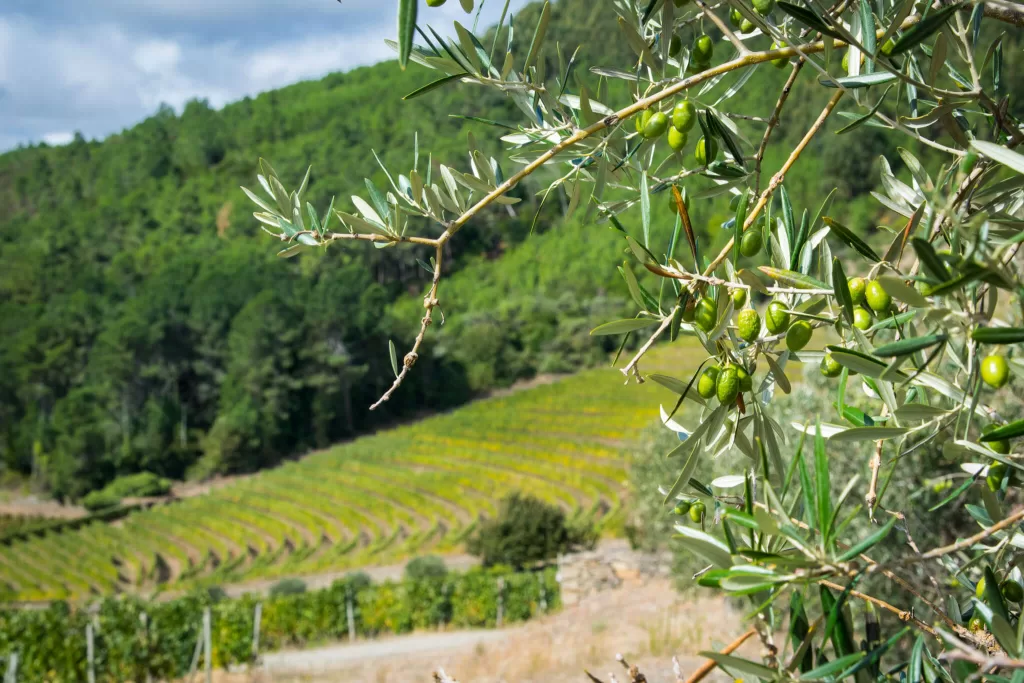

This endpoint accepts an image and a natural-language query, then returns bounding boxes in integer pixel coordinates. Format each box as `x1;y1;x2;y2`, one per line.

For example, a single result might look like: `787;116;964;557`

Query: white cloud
0;0;536;150
134;39;182;75
41;131;74;146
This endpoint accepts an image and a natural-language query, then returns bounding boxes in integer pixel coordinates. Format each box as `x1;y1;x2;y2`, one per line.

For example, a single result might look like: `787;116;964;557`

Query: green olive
732;288;748;309
737;308;761;342
740;230;763;258
765;301;790;334
981;355;1010;390
694;297;717;333
820;352;843;378
697;366;721;399
641;111;669;139
672;100;697;132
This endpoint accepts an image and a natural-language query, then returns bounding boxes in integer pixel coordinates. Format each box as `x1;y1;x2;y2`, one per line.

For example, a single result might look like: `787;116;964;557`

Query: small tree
245;0;1024;679
467;493;587;568
404;554;449;581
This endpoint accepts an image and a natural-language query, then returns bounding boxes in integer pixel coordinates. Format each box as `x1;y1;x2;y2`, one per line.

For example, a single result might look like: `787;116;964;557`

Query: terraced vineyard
0;344;703;602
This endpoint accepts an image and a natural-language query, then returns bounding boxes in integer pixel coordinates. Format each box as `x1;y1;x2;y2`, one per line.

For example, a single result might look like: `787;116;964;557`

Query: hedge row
0;567;558;681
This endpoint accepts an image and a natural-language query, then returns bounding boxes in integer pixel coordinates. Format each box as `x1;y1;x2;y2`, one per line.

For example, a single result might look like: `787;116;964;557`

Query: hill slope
0;343;701;602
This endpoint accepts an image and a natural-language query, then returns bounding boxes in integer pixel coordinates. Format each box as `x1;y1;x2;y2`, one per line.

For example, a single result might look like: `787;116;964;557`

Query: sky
0;0;533;152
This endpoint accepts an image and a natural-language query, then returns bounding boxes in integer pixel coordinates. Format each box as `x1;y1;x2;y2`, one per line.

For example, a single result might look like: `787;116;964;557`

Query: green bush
81;489;121;512
404;555;447;581
467;492;593;569
268;577;307;597
0;566;558;679
103;472;172;498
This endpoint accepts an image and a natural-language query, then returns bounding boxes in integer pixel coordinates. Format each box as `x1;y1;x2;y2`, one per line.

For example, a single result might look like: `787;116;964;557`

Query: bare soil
208;579;749;683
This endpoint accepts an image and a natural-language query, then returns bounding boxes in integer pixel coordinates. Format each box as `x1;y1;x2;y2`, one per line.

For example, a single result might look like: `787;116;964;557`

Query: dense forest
2;0;1002;500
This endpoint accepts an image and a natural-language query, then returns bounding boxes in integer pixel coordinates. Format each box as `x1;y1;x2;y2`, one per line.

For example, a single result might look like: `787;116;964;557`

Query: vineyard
0;344;704;602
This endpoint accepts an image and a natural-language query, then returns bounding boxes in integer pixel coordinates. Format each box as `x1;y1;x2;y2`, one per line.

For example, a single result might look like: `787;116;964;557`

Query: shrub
467;492;591;569
268;577;307;597
103;471;171;498
404;555;448;581
81;489;121;512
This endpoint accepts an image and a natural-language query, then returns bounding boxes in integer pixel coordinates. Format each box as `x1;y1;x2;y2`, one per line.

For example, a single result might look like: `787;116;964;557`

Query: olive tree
244;0;1024;679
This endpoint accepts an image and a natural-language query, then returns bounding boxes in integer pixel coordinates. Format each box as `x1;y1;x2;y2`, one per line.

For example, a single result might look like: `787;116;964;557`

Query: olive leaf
397;0;417;70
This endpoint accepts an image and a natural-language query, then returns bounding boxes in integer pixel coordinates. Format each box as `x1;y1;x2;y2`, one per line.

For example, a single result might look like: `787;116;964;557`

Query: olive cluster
968;575;1024;632
635;98;719;166
672;498;706;524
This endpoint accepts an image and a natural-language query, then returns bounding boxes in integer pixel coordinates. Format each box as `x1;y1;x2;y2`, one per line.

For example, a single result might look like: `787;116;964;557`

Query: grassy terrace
0;342;706;601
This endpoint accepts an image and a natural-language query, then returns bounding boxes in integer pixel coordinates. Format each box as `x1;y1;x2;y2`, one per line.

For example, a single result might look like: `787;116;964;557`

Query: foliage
0;566;557;681
264;0;1024;679
467;492;595;568
0;345;687;601
267;577;307;597
81;490;122;512
404;554;448;581
3;0;992;501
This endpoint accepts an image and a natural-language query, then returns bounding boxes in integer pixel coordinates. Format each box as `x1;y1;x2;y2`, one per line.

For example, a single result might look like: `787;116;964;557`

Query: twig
755;61;803;196
683;628;758;683
370;244;444;410
621;308;678;378
880;506;1024;570
704;89;845;276
322;231;439;247
819;579;938;637
866;405;890;518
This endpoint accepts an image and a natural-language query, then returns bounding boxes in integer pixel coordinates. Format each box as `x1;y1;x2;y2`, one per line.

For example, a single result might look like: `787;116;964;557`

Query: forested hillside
2;0;998;500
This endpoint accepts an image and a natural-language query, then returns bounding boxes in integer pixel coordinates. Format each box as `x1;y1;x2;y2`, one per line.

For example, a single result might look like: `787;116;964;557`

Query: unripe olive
695;136;718;165
976;576;987;599
635;109;653;135
697;366;721;399
765;300;790;334
961;152;979;175
740;17;755;32
689;501;706;522
681;299;696;322
426;0;447;5
864;280;892;314
670;34;682;57
847;277;866;305
1002;580;1024;603
736;365;753;392
752;0;774;15
969;616;985;632
988;462;1008;492
786;320;813;352
740;230;763;257
716;367;740;405
737;308;760;342
853;307;873;331
770;41;789;68
641;111;669;139
820;352;843;378
694;297;717;333
667;126;688;152
672;100;697;132
981;355;1010;390
729;8;743;27
732;288;748;309
983;424;1010;455
673;500;692;515
692;34;714;64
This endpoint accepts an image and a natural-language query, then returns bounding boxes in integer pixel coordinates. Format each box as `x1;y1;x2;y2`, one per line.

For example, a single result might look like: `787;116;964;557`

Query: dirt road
216;578;747;683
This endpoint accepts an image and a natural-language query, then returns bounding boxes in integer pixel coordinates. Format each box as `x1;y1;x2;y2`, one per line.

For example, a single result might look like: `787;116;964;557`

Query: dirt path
215;578;749;683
